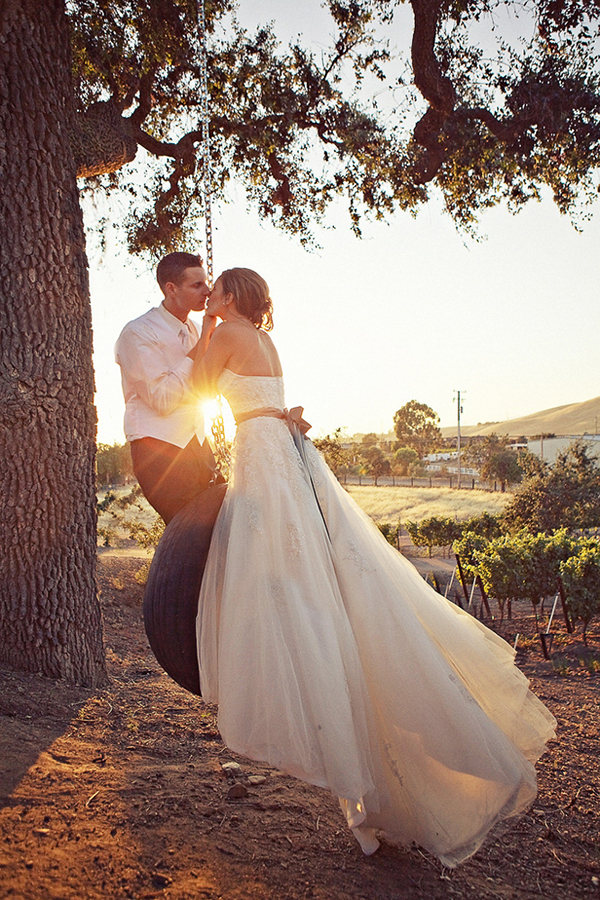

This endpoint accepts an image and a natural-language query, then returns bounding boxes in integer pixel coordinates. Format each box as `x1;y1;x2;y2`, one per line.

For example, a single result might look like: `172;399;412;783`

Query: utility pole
454;391;465;489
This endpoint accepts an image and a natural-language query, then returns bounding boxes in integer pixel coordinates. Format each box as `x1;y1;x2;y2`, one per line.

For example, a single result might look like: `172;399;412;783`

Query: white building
527;434;600;465
424;453;479;476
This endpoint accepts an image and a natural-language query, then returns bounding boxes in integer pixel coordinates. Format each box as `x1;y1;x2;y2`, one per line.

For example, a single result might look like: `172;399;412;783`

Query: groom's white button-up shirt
115;302;205;448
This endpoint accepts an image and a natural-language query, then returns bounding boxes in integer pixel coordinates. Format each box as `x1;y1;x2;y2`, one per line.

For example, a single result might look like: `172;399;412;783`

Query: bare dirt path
1;554;599;900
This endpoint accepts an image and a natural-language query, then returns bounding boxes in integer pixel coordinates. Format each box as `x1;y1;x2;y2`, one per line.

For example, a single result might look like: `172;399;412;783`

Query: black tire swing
142;0;225;697
143;482;226;696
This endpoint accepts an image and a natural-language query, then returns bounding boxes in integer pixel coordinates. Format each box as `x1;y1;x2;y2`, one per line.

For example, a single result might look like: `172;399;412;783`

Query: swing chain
211;397;232;478
196;0;214;286
197;0;230;474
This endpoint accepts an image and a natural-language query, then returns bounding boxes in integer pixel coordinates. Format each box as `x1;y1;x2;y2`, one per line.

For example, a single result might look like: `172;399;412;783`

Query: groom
115;251;223;524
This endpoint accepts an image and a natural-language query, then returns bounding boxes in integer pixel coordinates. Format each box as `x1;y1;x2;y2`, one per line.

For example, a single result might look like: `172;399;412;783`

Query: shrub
560;544;600;644
455;527;599;628
377;521;401;548
452;530;490;571
459;511;503;540
473;534;527;623
407;516;462;557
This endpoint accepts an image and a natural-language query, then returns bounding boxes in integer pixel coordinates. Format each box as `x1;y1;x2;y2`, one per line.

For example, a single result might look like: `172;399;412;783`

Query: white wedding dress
196;369;556;866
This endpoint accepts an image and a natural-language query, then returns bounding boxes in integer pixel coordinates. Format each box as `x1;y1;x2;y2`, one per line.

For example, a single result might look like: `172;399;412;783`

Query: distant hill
441;396;600;438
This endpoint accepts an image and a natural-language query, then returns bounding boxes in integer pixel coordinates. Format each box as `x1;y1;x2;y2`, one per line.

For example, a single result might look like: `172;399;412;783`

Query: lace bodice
218;368;285;419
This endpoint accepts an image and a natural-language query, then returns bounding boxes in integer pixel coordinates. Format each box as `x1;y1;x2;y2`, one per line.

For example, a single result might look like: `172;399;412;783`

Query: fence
337;474;506;492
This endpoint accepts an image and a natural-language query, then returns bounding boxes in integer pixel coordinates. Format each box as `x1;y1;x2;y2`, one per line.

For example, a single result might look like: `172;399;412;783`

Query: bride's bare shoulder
211;321;248;343
216;321;254;336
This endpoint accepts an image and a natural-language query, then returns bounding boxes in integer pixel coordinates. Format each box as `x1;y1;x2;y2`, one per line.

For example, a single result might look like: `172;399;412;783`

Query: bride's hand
201;313;218;339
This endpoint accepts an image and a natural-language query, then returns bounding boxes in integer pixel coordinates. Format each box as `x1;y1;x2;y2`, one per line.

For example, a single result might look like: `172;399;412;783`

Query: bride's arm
191;319;233;397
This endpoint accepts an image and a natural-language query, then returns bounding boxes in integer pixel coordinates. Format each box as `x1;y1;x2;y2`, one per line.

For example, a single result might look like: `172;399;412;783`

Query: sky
89;1;600;445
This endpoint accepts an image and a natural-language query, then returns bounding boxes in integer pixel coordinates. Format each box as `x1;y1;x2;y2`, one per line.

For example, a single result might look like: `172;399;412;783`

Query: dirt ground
1;550;599;900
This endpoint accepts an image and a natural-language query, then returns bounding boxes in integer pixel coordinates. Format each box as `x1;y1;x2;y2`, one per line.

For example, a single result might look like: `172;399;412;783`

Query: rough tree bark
0;0;107;685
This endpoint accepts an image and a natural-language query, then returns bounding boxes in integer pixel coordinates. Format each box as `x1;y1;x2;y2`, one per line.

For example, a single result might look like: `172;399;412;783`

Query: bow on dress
286;407;311;435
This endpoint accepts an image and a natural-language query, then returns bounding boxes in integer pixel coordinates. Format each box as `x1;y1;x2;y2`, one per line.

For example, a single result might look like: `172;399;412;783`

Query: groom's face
167;266;210;319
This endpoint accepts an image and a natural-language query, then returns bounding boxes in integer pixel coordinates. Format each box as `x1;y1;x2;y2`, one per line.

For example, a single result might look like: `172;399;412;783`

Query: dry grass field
345;484;512;524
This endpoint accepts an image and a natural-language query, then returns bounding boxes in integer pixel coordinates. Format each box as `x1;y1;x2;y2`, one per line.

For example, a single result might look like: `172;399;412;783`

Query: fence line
337;474;505;492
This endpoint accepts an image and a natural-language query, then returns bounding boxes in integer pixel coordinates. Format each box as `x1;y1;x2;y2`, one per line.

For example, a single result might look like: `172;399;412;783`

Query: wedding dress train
196;369;556;867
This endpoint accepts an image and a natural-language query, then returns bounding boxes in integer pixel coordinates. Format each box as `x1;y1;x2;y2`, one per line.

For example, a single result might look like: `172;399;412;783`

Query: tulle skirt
197;418;556;866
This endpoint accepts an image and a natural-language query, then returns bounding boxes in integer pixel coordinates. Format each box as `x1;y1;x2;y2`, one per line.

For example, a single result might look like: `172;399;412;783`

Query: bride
191;267;556;866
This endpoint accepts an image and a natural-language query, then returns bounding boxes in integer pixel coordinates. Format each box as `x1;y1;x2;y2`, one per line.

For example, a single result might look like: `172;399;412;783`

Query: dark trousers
130;435;224;524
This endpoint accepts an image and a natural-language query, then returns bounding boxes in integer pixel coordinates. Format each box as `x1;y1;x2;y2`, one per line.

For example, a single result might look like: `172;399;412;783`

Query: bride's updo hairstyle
220;268;273;331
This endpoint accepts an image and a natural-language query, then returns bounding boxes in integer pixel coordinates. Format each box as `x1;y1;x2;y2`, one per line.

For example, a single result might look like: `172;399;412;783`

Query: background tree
313;428;350;474
96;442;135;487
464;434;525;491
359;445;392;484
408;458;428;477
503;441;600;533
361;432;379;447
393;400;442;456
393;446;419;475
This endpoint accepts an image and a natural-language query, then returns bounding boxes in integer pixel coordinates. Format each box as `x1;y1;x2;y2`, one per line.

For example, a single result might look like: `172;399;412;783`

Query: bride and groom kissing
115;252;555;866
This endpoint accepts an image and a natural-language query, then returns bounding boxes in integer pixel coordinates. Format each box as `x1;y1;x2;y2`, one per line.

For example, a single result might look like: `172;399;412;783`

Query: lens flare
203;397;236;441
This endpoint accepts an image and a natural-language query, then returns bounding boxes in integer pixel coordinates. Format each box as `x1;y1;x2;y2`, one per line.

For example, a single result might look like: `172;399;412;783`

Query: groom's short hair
157;252;204;291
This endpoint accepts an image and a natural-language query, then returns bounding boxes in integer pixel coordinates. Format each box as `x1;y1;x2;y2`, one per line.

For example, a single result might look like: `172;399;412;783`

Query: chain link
197;0;230;475
210;396;232;479
196;0;213;285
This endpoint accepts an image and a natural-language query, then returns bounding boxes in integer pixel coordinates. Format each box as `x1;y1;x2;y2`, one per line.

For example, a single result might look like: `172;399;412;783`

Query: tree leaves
67;0;600;254
393;399;442;456
503;440;600;533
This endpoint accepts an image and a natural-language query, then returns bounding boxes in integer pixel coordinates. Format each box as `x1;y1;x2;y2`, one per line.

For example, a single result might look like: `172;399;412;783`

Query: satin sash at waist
235;406;311;434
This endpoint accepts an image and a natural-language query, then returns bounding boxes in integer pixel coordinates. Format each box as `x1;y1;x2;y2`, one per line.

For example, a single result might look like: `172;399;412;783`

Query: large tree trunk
0;0;106;685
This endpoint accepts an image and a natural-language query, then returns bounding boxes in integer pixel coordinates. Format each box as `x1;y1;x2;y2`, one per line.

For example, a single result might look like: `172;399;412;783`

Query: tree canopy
503;440;600;532
393;399;442;455
313;428;350;472
464;434;525;490
68;0;600;255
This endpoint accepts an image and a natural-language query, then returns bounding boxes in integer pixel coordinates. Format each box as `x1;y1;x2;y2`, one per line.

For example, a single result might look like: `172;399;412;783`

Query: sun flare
202;397;236;441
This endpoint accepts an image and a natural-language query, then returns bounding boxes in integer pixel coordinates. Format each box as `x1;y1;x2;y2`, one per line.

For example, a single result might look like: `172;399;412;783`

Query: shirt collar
157;301;189;333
